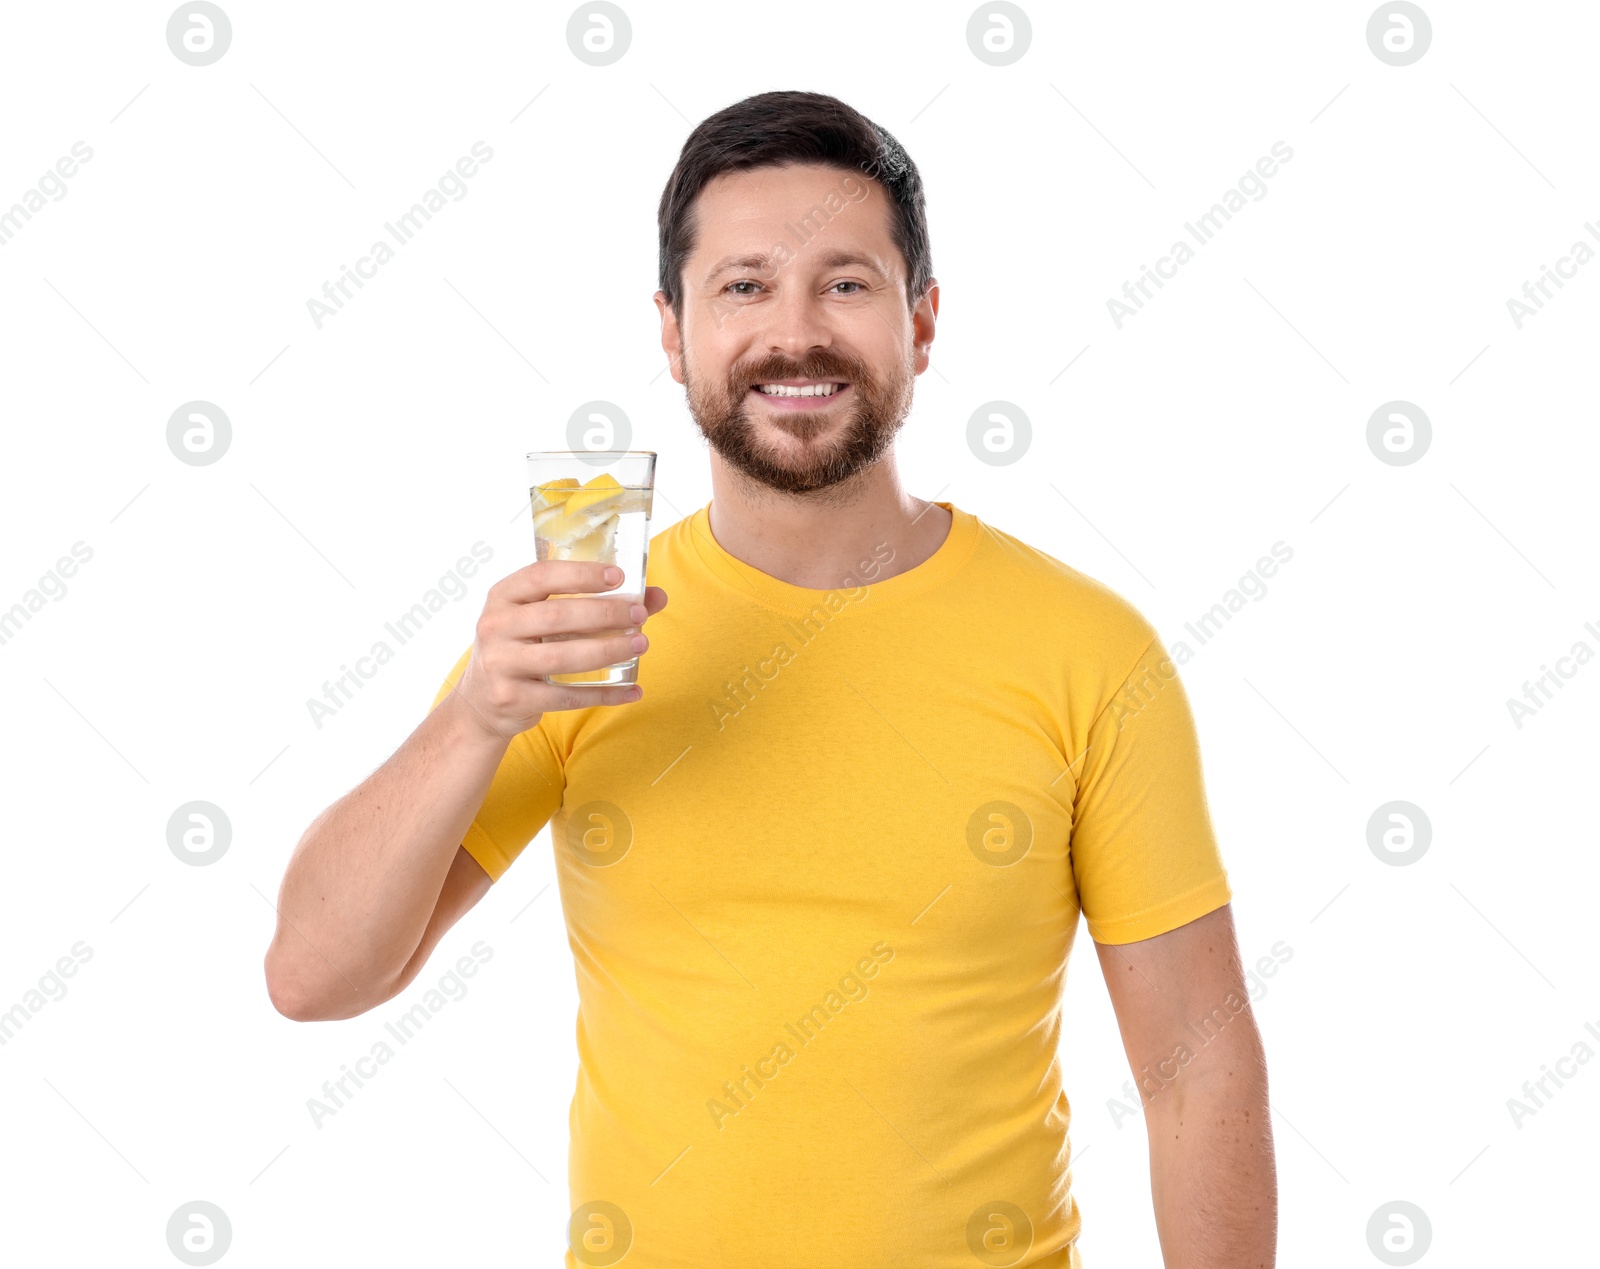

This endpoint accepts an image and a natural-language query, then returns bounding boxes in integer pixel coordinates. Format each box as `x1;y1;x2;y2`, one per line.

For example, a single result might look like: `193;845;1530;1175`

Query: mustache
734;356;864;388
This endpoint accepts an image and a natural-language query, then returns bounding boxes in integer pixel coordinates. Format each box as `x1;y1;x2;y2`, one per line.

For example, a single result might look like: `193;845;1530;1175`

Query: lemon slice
534;473;646;550
532;502;568;533
534;477;581;500
563;472;627;517
531;479;580;527
553;513;619;563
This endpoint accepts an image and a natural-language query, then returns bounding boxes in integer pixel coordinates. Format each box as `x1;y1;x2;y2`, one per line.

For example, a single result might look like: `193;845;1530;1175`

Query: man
265;90;1276;1268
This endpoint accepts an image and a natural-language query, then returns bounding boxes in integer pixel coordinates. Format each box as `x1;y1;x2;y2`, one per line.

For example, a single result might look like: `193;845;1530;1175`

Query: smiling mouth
749;381;850;400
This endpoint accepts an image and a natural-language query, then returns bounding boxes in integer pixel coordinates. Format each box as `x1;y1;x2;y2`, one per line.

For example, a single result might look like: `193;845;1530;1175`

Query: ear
912;279;938;375
653;290;687;385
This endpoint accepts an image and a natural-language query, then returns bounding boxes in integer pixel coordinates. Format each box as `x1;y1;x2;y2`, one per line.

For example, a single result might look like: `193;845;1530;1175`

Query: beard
682;343;915;498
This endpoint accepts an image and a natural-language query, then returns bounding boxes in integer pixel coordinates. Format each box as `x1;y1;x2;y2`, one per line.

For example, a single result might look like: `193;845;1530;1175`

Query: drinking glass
526;450;656;687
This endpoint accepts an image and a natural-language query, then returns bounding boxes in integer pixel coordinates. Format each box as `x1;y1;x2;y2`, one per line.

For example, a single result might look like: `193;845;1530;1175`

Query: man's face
656;162;936;497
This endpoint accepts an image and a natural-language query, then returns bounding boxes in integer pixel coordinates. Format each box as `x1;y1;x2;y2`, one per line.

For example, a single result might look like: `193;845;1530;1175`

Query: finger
493;559;619;605
524;630;646;677
539;679;643;712
502;594;647;640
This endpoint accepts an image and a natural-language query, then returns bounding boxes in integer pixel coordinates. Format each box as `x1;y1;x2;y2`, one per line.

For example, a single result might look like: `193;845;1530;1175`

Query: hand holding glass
526;451;656;687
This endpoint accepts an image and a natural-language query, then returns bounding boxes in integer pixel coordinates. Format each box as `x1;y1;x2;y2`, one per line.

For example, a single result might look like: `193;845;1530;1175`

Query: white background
1;1;1595;1265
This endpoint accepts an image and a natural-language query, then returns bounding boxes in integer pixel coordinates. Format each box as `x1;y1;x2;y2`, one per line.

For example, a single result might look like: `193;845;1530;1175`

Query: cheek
848;315;907;363
685;315;743;370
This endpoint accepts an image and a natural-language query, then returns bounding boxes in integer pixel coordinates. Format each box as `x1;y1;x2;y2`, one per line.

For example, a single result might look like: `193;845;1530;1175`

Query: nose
761;284;833;362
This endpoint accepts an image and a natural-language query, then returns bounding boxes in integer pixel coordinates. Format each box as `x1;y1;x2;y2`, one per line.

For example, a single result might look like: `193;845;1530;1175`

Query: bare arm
263;561;665;1021
1094;903;1277;1269
262;693;512;1021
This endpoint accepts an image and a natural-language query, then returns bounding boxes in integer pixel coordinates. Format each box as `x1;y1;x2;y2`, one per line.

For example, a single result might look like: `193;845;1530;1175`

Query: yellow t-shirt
430;500;1231;1268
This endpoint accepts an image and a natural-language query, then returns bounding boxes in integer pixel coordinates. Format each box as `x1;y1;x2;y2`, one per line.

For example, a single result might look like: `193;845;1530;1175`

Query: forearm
1143;1019;1277;1268
265;690;511;1019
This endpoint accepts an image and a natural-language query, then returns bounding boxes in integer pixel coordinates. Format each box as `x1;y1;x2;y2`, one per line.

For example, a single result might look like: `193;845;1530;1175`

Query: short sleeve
1069;635;1232;944
430;645;566;883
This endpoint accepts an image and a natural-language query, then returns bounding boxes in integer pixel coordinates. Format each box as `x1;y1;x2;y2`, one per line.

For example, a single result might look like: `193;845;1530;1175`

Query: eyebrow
703;248;887;285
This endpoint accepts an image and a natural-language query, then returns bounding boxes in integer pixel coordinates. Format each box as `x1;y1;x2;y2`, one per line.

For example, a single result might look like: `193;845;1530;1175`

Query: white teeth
756;382;841;397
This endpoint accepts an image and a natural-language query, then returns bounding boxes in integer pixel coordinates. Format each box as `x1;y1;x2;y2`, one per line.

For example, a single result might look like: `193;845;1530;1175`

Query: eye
830;280;865;294
725;280;760;296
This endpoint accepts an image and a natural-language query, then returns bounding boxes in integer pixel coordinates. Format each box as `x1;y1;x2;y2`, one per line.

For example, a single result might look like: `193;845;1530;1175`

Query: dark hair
656;90;933;320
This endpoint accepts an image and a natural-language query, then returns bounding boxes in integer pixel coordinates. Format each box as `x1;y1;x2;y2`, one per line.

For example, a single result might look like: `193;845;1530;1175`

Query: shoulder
968;513;1157;661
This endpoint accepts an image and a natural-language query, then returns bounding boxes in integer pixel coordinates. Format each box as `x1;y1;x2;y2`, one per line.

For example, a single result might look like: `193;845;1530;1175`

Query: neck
705;453;952;589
